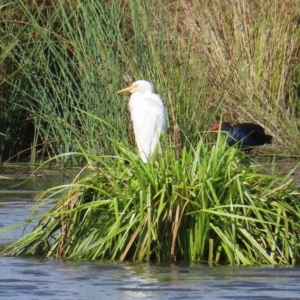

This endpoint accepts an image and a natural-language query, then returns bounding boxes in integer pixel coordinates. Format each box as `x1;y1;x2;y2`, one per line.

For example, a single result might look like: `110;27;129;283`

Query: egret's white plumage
117;80;166;163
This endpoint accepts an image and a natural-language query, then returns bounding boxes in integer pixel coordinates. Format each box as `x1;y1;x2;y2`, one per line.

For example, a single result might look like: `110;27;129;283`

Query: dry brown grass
152;0;300;150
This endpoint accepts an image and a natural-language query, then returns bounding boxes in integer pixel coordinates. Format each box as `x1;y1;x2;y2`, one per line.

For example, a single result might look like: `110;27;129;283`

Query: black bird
212;122;272;149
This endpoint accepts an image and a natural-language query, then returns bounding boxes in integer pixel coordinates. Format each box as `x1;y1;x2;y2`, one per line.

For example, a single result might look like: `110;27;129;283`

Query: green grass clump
1;135;300;265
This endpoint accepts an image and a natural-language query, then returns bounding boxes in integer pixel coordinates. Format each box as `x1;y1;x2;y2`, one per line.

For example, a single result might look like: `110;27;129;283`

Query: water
1;258;300;300
0;167;76;244
1;166;300;300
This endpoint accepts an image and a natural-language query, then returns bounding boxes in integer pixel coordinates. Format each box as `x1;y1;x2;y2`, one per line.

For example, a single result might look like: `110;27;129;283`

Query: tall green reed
1;1;130;163
2;0;299;162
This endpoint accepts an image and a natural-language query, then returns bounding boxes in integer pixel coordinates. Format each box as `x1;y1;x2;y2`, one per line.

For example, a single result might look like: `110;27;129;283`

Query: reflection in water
0;258;300;300
0;168;78;244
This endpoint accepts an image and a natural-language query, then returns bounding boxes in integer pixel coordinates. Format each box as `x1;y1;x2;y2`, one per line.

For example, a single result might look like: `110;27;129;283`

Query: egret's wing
129;93;166;162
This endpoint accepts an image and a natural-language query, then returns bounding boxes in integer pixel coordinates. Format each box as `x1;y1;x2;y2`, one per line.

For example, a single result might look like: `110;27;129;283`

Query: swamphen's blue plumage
212;122;272;149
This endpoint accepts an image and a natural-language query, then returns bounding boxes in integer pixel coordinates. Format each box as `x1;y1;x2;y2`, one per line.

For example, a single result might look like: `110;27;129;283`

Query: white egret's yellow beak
117;84;136;94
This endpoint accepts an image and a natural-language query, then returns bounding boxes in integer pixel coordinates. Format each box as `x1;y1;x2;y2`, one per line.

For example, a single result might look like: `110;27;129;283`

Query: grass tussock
1;135;300;265
1;0;300;162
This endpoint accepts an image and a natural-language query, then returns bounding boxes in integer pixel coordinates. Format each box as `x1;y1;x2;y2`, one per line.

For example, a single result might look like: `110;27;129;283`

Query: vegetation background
1;0;300;164
1;0;300;265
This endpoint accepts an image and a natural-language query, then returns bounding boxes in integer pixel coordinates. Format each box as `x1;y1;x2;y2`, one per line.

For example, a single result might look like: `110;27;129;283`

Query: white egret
117;80;166;163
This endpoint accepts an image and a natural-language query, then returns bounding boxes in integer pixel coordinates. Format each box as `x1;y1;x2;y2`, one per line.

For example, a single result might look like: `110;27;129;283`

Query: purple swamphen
212;122;272;149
